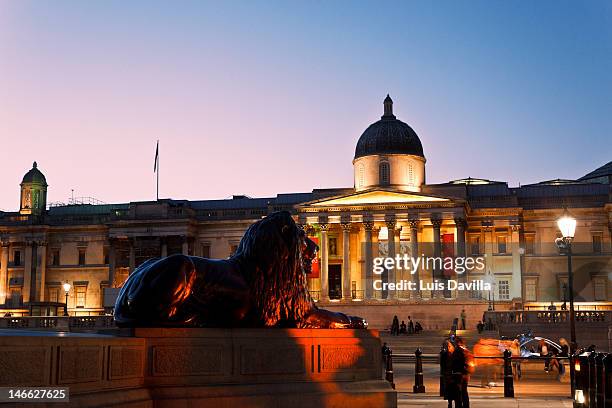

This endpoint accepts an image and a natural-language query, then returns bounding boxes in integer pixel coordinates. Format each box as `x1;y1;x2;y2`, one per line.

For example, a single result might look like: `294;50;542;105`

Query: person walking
460;309;467;330
408;316;414;334
511;339;522;380
442;339;456;408
451;337;473;408
391;315;399;336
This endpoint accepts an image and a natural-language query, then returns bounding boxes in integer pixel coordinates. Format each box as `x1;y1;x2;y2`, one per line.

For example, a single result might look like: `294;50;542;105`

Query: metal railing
0;315;116;330
485;310;612;325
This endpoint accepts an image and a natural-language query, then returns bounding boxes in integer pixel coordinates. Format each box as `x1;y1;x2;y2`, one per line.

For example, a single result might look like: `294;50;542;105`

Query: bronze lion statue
114;211;367;329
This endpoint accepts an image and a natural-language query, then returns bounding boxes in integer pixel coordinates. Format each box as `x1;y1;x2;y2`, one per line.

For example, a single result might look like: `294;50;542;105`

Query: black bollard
439;346;446;397
413;348;425;393
574;350;590;407
588;351;597;407
603;353;612;408
503;349;514;398
384;347;395;389
595;353;605;408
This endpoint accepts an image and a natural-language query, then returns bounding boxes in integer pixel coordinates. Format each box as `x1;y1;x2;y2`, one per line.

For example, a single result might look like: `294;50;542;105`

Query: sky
0;0;611;211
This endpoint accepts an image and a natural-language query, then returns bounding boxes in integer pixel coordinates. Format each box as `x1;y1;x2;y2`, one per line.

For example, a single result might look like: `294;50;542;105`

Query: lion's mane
232;211;315;327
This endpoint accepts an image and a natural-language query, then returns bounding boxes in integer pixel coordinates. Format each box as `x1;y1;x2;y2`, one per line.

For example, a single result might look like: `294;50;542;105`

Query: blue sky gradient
0;1;610;209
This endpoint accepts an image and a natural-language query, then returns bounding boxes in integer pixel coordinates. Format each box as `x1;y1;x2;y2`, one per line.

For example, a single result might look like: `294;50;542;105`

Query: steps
381;329;499;360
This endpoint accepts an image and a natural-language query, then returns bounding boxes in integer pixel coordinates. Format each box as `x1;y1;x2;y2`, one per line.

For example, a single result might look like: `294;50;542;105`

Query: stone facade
0;328;395;407
0;99;610;318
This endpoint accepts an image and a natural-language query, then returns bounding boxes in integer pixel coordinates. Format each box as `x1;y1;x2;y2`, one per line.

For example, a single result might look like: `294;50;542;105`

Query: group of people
441;336;474;408
390;315;423;335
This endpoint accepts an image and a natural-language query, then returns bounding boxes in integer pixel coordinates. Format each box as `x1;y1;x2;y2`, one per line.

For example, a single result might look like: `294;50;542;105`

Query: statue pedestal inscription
0;328;396;407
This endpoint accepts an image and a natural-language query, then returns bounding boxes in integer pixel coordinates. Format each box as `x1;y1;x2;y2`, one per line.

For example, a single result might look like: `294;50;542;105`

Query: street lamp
555;209;577;397
63;282;71;316
485;271;495;311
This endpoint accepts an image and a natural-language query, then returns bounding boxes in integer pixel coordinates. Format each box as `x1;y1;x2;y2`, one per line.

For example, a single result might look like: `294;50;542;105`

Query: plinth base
0;328;396;407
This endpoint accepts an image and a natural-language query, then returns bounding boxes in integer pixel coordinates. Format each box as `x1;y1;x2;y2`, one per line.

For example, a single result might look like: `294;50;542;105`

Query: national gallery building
0;96;610;321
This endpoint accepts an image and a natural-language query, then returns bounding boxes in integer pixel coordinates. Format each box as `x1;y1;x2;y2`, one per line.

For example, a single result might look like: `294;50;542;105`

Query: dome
354;95;424;160
21;161;47;185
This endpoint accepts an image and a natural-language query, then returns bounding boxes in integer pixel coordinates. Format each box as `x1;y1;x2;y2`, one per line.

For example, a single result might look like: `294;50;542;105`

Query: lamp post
63;282;71;317
555;210;577;397
485;271;495;311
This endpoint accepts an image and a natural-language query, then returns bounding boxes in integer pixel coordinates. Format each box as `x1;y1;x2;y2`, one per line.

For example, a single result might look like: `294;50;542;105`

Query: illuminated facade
0;96;610;316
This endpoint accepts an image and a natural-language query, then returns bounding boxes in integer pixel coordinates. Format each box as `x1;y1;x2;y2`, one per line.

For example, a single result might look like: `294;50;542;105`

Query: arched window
357;164;365;188
379;161;390;185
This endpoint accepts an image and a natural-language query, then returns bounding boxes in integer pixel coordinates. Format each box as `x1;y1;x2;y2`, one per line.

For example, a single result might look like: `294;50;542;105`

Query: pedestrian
511;339;521;380
460;309;467;330
451;337;473;408
414;321;423;334
538;339;550;372
408;316;414;334
442;339;456;408
391;315;399;336
476;321;484;334
399;320;407;334
557;338;569;380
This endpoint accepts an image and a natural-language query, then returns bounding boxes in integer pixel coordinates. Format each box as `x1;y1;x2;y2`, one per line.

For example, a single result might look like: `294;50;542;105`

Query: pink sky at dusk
1;1;610;211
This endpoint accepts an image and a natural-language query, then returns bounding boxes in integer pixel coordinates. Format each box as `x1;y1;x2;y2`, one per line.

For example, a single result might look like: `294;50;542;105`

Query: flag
154;141;159;172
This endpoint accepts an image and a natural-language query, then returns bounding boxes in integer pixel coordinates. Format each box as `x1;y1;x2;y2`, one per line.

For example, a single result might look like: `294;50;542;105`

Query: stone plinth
0;328;395;407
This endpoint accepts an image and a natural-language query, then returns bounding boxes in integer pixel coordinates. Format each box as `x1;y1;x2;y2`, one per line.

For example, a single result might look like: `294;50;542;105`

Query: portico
298;188;470;302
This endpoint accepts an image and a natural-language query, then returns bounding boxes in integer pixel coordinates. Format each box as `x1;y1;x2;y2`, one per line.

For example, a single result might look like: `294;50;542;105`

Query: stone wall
324;301;502;331
0;328;395;407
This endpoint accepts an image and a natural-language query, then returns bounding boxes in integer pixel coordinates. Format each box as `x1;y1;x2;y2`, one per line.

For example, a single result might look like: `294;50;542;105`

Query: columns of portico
431;217;443;298
36;241;47;301
394;226;402;297
483;224;494;301
161;238;168;258
182;236;189;256
385;216;397;300
510;224;522;300
455;217;468;298
23;241;34;303
363;218;374;300
341;218;352;300
409;219;420;298
128;238;136;274
0;242;9;304
319;221;329;301
108;239;116;287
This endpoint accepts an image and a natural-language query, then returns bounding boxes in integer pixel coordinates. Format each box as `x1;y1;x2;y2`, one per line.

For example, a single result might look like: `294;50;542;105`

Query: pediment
304;189;451;207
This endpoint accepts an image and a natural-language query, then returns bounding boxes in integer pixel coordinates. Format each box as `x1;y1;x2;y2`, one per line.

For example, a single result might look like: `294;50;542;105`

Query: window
9;289;21;307
592;235;602;254
525;235;535;255
75;286;87;308
51;250;60;266
594;277;606;301
48;287;59;303
379;161;390;185
201;244;211;258
78;248;86;265
525;279;537;302
498;280;510;300
13;250;21;266
357;164;365;188
470;236;481;255
559;279;568;301
407;163;414;185
328;237;338;256
497;236;507;254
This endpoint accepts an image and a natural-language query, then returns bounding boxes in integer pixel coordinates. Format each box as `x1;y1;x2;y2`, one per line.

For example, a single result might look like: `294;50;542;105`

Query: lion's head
232;211;317;327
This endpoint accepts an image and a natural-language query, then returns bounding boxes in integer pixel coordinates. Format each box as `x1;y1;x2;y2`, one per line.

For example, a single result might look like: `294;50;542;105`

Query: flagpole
156;140;159;201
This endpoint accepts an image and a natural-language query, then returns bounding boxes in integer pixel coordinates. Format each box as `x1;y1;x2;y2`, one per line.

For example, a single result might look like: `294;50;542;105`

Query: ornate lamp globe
63;282;71;293
557;211;576;239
